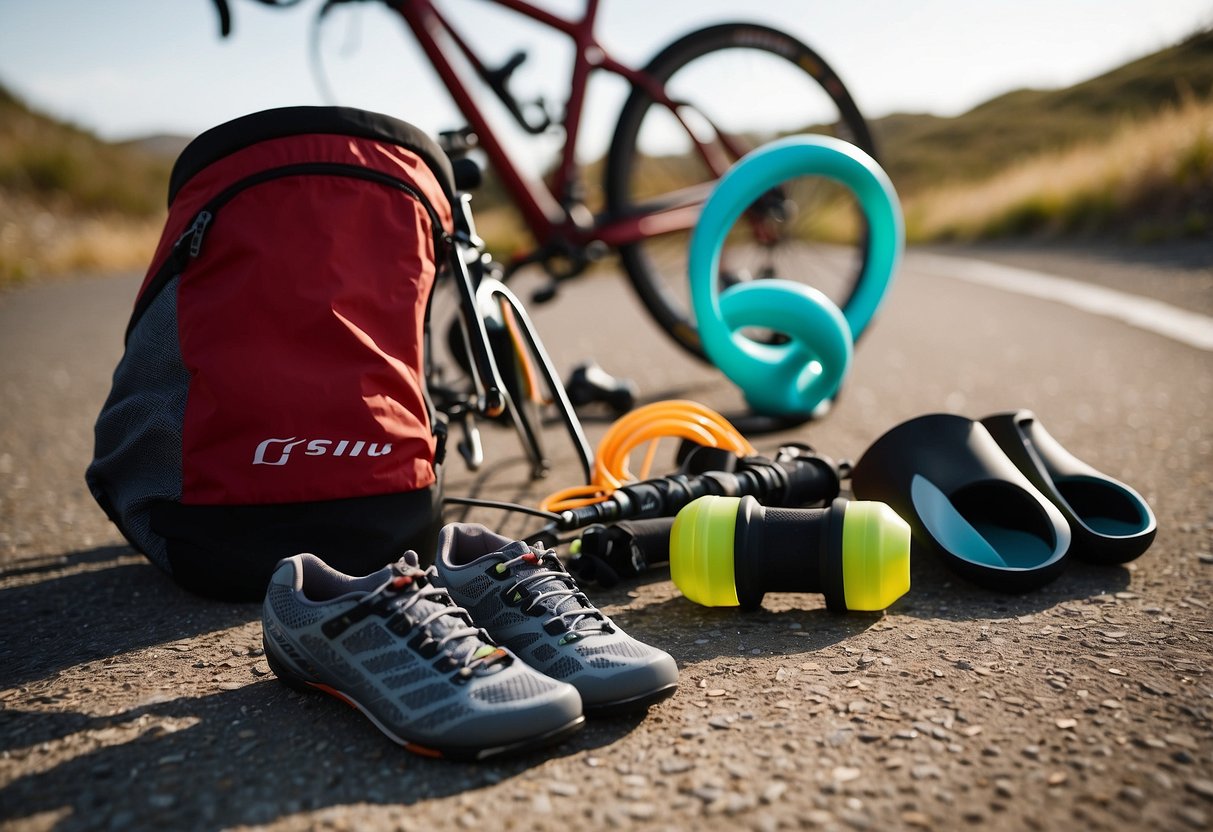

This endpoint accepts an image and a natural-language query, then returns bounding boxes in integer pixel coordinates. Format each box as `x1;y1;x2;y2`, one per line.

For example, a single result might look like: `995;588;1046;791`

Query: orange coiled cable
539;400;756;513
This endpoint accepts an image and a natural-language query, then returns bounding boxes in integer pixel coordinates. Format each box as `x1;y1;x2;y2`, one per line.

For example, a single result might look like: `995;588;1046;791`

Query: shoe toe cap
458;668;584;742
574;647;679;711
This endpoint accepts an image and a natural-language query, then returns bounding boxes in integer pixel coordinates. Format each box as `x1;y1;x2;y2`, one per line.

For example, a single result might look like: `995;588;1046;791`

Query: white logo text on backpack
252;437;393;466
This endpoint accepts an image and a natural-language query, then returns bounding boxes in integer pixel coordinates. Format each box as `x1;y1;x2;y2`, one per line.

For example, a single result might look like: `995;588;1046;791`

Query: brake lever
213;0;314;38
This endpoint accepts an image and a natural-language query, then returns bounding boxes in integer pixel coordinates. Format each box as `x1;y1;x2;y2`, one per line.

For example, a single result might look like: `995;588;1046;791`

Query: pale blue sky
1;0;1208;169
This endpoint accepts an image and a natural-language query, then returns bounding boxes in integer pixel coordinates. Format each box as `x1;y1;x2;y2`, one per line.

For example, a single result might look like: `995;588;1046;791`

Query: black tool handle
556;446;841;532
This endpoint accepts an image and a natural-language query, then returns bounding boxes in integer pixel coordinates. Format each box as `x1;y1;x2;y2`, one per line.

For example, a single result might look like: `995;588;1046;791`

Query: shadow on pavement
566;541;1133;642
0;494;1136;832
887;546;1133;622
1;543;648;830
1;680;639;831
0;546;259;690
580;574;880;663
629;597;879;664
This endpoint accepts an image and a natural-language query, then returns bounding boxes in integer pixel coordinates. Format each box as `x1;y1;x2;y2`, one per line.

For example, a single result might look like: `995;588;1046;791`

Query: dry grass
0;193;163;286
903;97;1213;242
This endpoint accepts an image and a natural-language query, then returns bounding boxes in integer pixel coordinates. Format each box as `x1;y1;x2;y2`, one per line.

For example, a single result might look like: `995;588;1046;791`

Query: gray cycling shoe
262;551;584;761
435;523;679;715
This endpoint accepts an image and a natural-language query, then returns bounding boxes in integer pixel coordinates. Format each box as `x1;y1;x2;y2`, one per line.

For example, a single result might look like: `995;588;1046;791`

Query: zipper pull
174;210;213;260
187;210;213;257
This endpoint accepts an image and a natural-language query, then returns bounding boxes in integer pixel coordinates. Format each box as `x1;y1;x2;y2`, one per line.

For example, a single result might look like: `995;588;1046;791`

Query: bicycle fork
446;194;595;483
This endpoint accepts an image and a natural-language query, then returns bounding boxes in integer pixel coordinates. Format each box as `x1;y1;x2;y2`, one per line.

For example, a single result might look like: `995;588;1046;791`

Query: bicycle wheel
606;23;878;362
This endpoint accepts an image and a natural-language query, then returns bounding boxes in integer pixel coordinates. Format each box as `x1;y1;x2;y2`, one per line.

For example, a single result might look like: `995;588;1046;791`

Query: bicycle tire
605;23;878;362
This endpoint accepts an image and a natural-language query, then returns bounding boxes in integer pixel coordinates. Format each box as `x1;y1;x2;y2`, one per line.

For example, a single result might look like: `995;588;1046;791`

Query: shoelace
380;565;509;677
495;549;612;643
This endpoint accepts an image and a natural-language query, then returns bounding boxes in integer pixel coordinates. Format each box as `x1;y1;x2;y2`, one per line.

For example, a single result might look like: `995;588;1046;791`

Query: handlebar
211;0;554;138
212;0;232;35
210;0;320;37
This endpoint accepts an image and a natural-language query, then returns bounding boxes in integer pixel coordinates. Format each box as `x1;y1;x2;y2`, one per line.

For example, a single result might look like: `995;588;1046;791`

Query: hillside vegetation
0;86;170;283
884;28;1213;242
877;27;1213;192
1;28;1210;286
904;95;1212;242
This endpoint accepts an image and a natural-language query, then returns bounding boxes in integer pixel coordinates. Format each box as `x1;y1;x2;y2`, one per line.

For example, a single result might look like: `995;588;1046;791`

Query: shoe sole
584;681;678;717
264;641;585;762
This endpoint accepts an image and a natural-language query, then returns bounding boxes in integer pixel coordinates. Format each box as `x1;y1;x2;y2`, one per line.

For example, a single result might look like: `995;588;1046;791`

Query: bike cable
442;495;563;522
309;0;368;105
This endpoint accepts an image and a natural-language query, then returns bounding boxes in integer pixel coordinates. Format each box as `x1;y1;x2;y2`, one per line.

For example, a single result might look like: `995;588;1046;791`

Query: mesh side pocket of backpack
85;276;189;572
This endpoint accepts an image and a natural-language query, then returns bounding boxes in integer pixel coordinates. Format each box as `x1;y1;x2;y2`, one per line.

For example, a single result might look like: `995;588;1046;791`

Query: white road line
912;252;1213;352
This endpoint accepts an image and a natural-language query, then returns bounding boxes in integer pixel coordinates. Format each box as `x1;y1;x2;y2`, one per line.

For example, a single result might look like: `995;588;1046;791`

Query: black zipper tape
125;162;450;343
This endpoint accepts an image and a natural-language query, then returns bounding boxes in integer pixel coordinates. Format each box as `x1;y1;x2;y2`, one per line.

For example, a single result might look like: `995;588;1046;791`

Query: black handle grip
556;447;841;532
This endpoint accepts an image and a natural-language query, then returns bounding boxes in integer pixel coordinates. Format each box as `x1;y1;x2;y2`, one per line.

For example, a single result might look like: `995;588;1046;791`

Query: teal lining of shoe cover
980;410;1156;565
1052;474;1152;537
911;475;1067;570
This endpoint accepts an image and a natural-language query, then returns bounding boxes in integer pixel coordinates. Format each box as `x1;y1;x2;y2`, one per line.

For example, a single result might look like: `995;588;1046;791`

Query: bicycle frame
387;0;749;263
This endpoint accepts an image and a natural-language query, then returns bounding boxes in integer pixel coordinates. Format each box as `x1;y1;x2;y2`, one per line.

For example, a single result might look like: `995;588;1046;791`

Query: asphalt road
1;243;1211;832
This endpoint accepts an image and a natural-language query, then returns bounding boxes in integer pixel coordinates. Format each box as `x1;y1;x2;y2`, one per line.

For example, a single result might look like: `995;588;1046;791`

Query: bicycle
209;0;879;363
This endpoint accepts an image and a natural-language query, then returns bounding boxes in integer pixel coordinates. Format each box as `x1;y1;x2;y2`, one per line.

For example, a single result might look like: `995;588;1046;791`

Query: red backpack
87;107;455;601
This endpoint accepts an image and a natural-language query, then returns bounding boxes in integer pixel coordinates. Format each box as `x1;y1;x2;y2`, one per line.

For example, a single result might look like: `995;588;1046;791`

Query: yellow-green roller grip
670;494;910;612
841;501;911;611
670;495;740;606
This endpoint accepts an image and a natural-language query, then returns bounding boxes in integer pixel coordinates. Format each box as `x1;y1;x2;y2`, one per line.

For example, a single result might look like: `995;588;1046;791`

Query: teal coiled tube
687;135;904;417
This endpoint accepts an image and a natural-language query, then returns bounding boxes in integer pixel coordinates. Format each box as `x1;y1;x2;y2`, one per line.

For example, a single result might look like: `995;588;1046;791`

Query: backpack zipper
181;210;213;258
127;162;451;343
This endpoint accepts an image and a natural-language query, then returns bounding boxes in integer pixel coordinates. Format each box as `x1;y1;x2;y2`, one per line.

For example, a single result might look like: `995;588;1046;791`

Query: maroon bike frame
386;0;747;260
